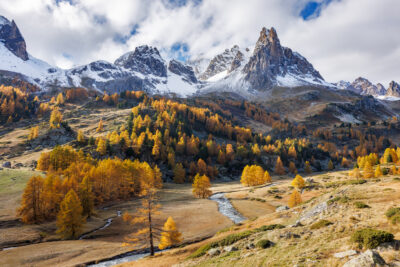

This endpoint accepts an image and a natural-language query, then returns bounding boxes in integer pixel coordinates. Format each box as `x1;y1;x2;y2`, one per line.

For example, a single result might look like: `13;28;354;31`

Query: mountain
0;15;397;104
386;81;400;97
342;77;387;96
242;27;327;90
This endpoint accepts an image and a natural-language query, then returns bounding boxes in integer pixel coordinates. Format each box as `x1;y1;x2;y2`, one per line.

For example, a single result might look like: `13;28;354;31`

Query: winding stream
209;193;246;224
89;193;246;266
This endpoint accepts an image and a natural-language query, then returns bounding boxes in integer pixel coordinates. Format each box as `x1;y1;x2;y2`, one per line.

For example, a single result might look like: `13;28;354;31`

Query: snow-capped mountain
0;15;397;101
342;77;387;96
386;81;400;97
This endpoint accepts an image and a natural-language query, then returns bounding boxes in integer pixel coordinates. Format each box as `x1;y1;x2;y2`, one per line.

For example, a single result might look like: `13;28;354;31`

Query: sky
0;0;399;86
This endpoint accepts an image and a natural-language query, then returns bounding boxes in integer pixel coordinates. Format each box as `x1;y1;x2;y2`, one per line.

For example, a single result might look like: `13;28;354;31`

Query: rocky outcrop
0;16;28;61
347;77;386;96
168;60;197;83
242;27;324;90
115;45;167;77
199;45;243;80
386;81;400;97
342;250;386;267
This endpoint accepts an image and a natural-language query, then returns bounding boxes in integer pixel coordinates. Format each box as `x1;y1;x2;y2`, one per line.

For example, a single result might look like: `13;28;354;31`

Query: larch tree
96;119;104;132
192;174;212;198
28;126;39;140
291;174;305;189
288;189;302;208
374;164;383;178
96;138;107;155
197;159;207;175
363;161;374;179
304;161;312;174
79;176;95;218
123;164;163;256
56;93;65;105
275;157;285;175
158;216;182;250
263;170;271;183
351;167;361;179
18;175;45;223
328;160;334;170
173;163;185;184
49;108;63;129
77;130;85;144
289;161;297;174
56;189;85;239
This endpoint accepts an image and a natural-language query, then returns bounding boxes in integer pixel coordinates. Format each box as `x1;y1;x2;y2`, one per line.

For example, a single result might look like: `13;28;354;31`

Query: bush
327;196;350;205
385;207;400;224
256;239;274;249
310;219;333;229
189;243;212;258
354;202;370;209
351;228;394;249
255;224;285;232
215;230;253;247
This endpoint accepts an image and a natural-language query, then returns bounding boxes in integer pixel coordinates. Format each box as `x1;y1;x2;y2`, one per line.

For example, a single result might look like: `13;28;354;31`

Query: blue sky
0;0;399;85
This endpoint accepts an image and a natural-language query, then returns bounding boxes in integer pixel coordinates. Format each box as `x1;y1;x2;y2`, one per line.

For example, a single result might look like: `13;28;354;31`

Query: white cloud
0;0;398;86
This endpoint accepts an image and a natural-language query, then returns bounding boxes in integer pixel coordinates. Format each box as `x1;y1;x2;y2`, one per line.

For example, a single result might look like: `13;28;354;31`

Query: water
209;193;246;224
79;210;121;240
88;252;150;267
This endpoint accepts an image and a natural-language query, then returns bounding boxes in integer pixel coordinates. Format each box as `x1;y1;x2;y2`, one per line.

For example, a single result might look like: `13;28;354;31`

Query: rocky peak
349;77;386;96
199;45;242;80
386;81;400;97
243;26;324;90
114;45;167;77
0;16;28;61
168;59;197;84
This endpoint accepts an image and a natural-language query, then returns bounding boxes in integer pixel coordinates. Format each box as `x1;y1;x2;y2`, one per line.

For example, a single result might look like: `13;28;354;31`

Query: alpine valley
2;11;400;267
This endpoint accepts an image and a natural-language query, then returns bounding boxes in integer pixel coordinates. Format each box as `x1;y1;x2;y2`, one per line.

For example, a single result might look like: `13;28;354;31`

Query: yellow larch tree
288;189;302;208
49;108;63;129
291;174;305;189
374;164;383;178
56;93;64;105
192;174;212;198
96;119;104;132
56;189;85;239
28;126;39;140
173;163;185;184
363;161;374;179
18;175;45;223
275;157;285;175
158;216;182;250
96;138;107;155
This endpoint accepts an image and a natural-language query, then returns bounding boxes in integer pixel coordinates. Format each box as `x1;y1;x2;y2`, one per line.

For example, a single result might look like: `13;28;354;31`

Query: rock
299;201;328;223
242;27;324;90
14;163;23;168
334;250;358;258
306;178;315;184
0;16;29;60
168;60;197;84
246;243;255;250
279;232;300;239
386;81;400;97
342;250;387;267
289;221;303;228
376;240;400;252
207;248;220;257
276;205;289;212
2;161;11;168
224;245;238;252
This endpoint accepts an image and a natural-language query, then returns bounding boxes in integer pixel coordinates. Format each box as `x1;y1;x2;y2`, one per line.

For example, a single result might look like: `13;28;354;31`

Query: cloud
0;0;399;86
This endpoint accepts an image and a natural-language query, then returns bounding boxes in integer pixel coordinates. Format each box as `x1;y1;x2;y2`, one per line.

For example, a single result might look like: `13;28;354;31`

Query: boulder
276;205;289;212
224;245;238;252
207;248;220;257
342;250;386;267
2;161;11;168
279;232;300;239
334;250;358;258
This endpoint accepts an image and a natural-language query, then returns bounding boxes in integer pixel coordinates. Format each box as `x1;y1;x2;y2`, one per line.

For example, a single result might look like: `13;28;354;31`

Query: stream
79;210;121;240
89;193;246;266
209;193;246;224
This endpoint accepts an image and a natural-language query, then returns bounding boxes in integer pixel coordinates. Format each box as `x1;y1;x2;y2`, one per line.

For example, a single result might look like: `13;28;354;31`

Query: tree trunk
148;200;154;256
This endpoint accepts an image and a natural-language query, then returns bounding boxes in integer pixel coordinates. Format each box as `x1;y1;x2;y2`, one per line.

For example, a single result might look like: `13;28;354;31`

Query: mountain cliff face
0;16;28;61
386;81;400;97
242;27;325;90
345;77;386;96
